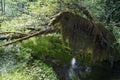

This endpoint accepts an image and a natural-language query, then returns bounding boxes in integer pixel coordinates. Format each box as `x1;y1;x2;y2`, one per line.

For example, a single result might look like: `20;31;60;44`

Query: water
66;58;92;80
71;58;78;70
68;58;80;80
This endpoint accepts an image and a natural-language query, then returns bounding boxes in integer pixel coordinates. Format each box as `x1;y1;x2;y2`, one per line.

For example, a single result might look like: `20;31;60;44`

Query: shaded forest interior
0;0;120;80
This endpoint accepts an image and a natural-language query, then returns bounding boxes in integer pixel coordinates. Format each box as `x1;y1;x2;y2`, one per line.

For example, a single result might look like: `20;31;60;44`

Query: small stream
52;57;120;80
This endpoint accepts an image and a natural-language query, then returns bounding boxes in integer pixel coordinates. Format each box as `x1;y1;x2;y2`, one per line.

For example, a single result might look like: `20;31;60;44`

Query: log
0;31;27;35
0;29;55;47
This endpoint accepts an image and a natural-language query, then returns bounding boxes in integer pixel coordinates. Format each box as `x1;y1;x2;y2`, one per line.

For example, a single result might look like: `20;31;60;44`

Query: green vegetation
1;60;57;80
0;41;58;80
0;0;120;80
22;34;73;63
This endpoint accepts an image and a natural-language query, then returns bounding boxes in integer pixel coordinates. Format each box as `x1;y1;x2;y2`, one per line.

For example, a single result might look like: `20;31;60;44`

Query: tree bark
0;29;55;47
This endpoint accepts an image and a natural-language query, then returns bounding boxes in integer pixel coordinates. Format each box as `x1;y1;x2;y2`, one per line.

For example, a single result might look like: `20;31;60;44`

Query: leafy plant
22;34;73;63
2;60;57;80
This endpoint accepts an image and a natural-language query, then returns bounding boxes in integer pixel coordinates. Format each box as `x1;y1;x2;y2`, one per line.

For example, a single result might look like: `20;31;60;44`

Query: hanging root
49;11;118;61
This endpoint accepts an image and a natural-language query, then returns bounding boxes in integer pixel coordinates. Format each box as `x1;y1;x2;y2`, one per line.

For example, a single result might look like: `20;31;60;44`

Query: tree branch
0;29;55;47
0;31;27;35
0;31;28;40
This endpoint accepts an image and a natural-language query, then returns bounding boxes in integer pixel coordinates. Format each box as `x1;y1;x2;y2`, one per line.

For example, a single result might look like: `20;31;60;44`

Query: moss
49;11;117;61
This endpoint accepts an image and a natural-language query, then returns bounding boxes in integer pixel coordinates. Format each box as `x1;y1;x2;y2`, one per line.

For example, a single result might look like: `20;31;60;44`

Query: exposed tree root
49;11;118;61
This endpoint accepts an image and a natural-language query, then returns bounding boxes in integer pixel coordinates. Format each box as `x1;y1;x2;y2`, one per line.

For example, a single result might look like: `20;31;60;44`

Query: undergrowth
22;33;74;64
0;60;57;80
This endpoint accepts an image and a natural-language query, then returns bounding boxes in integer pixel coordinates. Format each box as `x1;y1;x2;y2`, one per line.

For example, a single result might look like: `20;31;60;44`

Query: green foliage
82;0;106;22
105;0;120;25
1;60;57;80
112;26;120;57
113;27;120;43
0;44;57;80
21;33;92;64
1;0;60;32
22;34;73;63
0;0;120;79
0;44;31;69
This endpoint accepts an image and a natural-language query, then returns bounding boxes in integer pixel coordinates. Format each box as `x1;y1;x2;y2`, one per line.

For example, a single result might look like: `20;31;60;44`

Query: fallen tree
0;11;119;62
49;11;118;61
0;31;28;40
0;29;55;47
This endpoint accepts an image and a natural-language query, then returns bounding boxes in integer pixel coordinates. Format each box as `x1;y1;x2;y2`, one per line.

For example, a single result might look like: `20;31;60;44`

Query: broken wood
0;31;28;40
49;11;117;61
0;29;55;47
0;31;27;35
